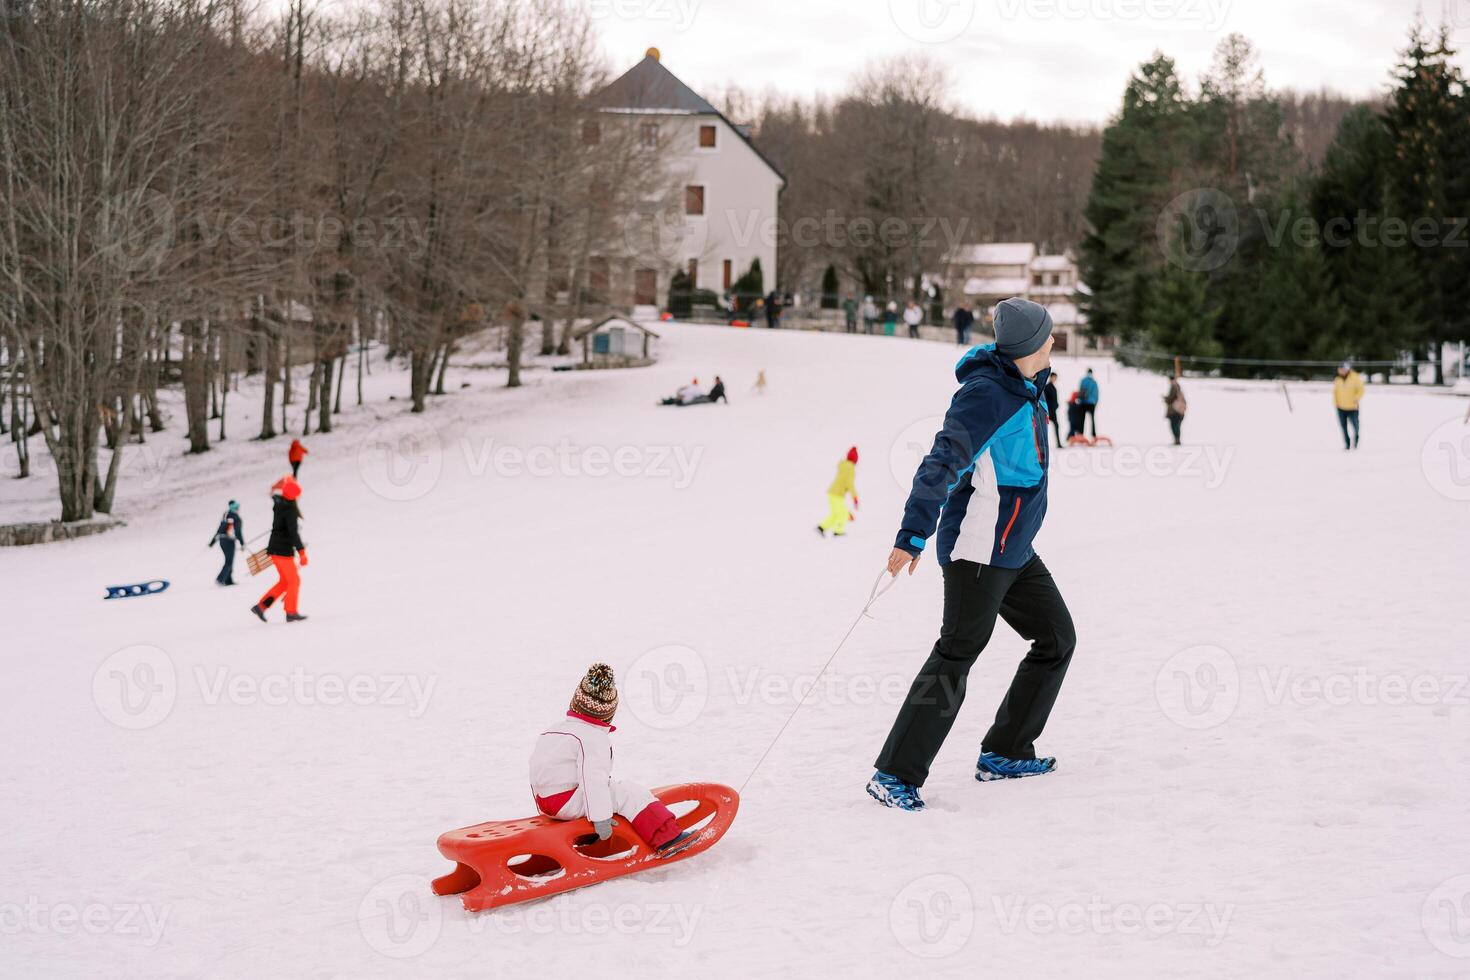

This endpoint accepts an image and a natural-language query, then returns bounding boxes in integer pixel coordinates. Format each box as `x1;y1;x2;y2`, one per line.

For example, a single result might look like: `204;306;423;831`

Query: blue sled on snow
104;580;170;600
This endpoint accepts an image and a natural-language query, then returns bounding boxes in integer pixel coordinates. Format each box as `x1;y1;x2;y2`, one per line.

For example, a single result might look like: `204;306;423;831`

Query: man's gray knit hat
993;298;1054;358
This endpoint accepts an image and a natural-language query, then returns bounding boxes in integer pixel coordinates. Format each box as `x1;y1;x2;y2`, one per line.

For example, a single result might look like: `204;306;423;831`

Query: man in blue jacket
1079;367;1100;438
867;297;1077;811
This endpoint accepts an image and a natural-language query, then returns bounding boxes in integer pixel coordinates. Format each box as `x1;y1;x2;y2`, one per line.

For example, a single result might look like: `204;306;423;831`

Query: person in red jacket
288;439;308;478
251;476;308;623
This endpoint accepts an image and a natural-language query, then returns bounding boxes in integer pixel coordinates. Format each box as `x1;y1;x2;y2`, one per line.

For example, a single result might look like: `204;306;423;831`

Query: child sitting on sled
529;664;694;855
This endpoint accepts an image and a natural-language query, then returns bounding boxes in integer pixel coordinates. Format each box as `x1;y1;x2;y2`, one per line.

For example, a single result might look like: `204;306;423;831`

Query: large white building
590;49;784;309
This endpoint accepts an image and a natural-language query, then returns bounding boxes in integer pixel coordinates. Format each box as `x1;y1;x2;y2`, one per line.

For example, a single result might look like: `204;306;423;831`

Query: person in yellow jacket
817;447;860;537
1333;362;1365;450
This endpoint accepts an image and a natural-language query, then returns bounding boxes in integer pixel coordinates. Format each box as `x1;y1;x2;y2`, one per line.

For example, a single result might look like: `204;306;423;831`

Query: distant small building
571;315;660;369
944;244;1106;353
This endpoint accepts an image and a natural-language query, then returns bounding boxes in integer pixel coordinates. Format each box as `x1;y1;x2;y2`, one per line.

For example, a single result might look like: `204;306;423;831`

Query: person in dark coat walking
251;477;308;623
209;501;245;585
1043;373;1062;448
764;290;783;328
1164;374;1187;446
953;304;974;345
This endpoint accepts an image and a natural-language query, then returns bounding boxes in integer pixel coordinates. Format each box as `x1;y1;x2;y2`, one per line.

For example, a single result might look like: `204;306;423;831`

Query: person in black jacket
1043;372;1062;448
953;304;974;345
707;376;727;404
251;477;308;623
208;500;245;585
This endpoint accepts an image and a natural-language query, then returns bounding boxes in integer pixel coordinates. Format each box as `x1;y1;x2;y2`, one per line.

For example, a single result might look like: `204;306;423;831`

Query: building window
582;120;600;145
640;122;659;147
699;124;717;148
685;185;705;216
687;258;698;286
722;259;733;289
1031;273;1043;286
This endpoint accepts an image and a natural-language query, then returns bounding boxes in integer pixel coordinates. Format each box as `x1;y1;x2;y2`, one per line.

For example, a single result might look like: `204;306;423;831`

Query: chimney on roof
645;46;660;61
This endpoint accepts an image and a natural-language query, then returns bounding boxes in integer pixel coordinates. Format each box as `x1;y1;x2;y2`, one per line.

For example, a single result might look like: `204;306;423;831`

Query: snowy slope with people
3;320;1469;977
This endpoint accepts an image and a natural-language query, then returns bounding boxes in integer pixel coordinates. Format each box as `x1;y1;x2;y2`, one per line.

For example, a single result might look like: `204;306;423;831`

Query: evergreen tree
1249;186;1347;372
731;258;763;313
668;270;692;318
1192;35;1298;370
1310;106;1424;363
820;264;839;309
1079;55;1193;341
1141;258;1220;366
1382;22;1470;379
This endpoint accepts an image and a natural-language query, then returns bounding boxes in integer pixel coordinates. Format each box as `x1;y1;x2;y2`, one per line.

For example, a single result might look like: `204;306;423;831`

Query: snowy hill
3;321;1469;976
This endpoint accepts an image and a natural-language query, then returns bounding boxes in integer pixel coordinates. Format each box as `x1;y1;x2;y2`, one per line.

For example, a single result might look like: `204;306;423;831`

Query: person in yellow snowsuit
1333;362;1365;450
817;447;860;537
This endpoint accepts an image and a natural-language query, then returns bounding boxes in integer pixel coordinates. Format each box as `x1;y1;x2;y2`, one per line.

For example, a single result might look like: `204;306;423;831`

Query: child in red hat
251;476;308;623
816;447;860;537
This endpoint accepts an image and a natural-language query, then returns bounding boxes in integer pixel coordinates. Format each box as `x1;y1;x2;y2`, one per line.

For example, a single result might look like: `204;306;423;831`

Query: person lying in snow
529;664;694;856
659;378;706;405
658;376;727;405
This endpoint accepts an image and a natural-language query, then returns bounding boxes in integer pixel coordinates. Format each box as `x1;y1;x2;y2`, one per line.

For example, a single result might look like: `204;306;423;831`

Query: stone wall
0;519;125;547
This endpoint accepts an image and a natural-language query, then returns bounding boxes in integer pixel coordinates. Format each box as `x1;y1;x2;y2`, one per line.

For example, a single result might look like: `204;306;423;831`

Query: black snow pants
874;555;1076;787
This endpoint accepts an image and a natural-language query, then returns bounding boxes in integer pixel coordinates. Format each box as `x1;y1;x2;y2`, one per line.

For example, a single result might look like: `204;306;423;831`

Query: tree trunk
302;355;320;436
259;325;277;439
182;321;211;454
218;328;230;442
356;318;365;406
506;308;525;389
409;344;432;412
333;353;346;414
8;346;28;478
208;328;220;419
317;355;333;433
433;339;451;395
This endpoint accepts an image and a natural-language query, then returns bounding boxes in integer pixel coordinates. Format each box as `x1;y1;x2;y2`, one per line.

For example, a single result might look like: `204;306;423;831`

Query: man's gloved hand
593;818;614;840
298;549;309;567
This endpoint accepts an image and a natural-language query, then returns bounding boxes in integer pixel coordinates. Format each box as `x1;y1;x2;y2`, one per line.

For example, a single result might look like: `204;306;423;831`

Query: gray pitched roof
591;54;718;114
591;54;786;185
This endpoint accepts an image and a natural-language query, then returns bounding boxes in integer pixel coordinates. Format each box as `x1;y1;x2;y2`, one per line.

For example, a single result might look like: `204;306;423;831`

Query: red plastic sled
1066;434;1115;447
431;782;739;912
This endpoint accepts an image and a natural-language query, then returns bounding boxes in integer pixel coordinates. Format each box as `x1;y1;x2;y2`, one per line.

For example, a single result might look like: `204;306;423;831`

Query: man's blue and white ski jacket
894;345;1051;569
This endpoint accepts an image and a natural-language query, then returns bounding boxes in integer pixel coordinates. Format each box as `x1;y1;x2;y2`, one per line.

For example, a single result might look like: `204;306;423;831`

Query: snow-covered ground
3;321;1469;978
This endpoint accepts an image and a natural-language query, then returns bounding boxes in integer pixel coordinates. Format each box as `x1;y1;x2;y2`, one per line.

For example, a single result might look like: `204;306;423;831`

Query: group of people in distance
840;296;927;338
1035;368;1102;447
207;438;312;623
659;375;728;406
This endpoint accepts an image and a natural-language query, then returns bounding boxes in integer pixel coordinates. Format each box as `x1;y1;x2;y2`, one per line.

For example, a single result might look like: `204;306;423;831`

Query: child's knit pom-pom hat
571;663;618;721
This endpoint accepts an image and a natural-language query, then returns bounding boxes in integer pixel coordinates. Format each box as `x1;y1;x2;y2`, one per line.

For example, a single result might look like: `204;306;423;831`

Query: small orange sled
431;782;739;912
1067;434;1115;447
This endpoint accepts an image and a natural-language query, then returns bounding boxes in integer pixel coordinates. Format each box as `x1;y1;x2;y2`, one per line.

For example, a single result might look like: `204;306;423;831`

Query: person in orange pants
251;476;308;622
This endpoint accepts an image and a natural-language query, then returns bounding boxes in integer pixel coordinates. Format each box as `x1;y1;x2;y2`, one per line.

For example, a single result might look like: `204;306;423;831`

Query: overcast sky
587;0;1470;124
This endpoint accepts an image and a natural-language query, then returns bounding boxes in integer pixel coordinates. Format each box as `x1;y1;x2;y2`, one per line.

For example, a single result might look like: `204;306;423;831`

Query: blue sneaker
866;771;925;811
976;751;1056;781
